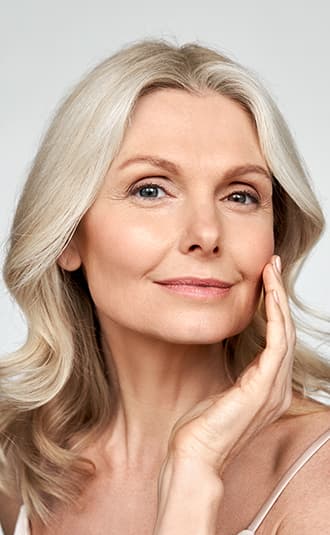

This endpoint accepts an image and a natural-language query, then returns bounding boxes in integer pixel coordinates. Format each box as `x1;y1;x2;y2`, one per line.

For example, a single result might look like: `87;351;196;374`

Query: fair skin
4;89;328;535
61;88;275;470
60;87;274;460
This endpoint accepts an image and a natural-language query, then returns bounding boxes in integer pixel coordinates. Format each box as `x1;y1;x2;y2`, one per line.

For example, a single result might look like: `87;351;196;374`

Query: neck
99;316;232;474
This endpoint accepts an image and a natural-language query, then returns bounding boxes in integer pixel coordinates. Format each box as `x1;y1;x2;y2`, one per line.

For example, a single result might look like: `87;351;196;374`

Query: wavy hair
1;38;329;522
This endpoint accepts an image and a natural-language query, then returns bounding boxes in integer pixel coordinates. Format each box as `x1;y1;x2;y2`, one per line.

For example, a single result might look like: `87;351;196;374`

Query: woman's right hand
160;255;296;479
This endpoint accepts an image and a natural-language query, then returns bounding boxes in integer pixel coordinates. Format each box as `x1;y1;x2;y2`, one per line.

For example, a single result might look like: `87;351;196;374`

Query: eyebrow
117;155;272;181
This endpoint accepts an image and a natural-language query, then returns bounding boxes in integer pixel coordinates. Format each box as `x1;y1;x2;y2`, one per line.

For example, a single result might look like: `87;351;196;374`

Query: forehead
114;88;265;169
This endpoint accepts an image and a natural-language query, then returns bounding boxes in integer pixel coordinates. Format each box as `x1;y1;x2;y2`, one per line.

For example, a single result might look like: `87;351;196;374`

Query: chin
152;322;243;345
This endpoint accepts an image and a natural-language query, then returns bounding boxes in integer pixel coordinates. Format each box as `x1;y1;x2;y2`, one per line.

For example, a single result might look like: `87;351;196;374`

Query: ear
57;239;82;271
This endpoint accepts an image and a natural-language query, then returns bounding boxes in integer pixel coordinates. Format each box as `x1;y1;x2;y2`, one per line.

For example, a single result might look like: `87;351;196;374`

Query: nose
179;199;221;258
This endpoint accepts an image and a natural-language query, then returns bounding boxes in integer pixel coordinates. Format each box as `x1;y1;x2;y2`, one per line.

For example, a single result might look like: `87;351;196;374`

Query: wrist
159;454;223;496
154;455;223;535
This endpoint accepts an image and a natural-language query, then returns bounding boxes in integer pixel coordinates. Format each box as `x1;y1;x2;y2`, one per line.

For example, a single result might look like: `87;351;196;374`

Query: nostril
188;244;219;253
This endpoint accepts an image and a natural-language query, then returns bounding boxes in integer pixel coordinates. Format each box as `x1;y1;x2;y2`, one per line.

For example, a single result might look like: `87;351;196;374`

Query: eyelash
128;181;260;205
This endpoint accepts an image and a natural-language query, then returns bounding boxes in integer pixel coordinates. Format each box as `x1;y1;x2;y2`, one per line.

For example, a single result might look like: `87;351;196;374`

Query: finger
258;280;288;382
261;268;295;397
270;258;296;381
264;256;296;347
236;283;285;384
230;262;293;409
260;270;294;408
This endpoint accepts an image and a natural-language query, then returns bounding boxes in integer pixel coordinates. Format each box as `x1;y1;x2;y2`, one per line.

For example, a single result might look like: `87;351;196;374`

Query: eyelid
127;180;171;200
127;177;264;200
225;189;260;204
127;177;172;195
224;181;260;197
127;176;169;189
227;179;260;190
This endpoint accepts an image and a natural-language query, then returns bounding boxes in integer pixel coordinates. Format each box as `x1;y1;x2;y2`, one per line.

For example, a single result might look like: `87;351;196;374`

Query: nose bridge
180;192;221;255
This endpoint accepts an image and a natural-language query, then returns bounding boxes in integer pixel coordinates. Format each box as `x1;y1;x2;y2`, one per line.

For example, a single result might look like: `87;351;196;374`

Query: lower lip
155;283;232;298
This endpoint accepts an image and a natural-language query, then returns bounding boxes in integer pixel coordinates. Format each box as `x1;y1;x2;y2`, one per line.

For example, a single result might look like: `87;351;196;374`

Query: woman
0;39;329;535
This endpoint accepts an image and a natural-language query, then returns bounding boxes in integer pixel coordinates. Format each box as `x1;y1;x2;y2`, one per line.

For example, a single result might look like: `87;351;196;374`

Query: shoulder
277;433;330;533
217;398;329;534
265;404;330;533
0;491;21;535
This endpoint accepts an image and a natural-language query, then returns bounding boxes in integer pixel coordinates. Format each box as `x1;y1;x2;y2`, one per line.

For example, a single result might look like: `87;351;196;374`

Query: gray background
1;1;329;354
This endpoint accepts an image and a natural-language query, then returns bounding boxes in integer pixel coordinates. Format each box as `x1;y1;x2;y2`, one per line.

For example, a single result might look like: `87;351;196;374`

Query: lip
155;277;233;288
154;277;233;299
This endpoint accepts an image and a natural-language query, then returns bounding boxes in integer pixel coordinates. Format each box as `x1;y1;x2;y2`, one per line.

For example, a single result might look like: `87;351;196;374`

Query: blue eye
227;190;259;205
128;183;259;205
131;183;166;199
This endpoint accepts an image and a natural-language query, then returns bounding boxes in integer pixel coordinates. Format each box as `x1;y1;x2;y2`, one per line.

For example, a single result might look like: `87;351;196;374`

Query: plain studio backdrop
0;1;329;370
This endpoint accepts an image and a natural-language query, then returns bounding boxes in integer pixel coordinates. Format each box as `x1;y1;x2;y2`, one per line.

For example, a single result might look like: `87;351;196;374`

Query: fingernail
274;255;282;274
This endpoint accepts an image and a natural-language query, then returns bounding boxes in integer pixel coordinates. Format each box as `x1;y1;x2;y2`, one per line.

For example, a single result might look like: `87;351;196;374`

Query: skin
59;88;275;470
31;88;328;534
0;88;327;535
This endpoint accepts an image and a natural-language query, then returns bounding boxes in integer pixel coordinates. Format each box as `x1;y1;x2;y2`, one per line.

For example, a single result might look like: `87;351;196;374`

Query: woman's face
67;89;274;344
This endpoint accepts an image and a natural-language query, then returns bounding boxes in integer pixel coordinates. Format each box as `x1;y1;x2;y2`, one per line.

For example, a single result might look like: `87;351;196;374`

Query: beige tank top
7;428;330;535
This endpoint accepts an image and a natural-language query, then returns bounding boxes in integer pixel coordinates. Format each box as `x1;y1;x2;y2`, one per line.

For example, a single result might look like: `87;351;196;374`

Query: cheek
242;232;274;281
224;223;274;335
78;208;167;286
225;218;274;322
226;214;274;280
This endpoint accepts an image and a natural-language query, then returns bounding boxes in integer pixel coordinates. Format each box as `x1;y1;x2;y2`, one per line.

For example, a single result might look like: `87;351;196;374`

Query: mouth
155;277;233;288
154;277;233;299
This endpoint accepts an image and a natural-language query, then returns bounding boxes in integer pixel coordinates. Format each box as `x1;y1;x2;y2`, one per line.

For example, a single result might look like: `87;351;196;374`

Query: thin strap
237;428;330;535
14;505;30;535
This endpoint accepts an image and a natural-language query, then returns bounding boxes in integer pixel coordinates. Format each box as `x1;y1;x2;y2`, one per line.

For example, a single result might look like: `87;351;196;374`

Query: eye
129;182;167;199
226;190;259;205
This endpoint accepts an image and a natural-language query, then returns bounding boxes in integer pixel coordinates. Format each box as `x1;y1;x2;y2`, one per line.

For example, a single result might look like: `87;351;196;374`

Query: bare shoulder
216;397;329;534
0;491;21;535
263;400;330;533
284;403;330;488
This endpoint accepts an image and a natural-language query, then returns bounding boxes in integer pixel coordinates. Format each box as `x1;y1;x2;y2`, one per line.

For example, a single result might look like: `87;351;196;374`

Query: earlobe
57;240;82;272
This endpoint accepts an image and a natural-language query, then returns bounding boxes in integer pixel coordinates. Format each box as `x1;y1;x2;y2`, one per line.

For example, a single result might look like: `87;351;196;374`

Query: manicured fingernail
273;289;279;304
275;255;282;274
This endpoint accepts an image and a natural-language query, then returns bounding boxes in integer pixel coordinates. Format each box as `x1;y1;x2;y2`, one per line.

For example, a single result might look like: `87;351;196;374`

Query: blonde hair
1;38;329;522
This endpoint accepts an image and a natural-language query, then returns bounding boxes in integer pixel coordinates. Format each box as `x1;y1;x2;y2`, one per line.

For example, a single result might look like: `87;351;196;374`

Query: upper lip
155;277;233;288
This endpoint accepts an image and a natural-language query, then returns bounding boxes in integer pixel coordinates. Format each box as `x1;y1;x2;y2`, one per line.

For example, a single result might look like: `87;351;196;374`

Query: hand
163;255;296;477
